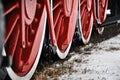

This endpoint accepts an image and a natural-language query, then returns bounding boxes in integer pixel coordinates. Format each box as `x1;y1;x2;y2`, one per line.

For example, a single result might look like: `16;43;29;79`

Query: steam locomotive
0;0;120;80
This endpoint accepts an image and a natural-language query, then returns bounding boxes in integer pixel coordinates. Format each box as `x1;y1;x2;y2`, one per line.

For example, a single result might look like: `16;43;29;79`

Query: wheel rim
3;0;46;79
97;27;104;34
79;0;93;44
52;0;78;59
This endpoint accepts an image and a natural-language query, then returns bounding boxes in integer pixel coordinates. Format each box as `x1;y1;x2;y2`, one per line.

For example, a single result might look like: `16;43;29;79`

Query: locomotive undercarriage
0;0;120;80
100;0;120;27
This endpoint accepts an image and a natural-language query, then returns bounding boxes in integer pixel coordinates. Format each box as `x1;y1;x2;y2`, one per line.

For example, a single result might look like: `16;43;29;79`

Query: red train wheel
79;0;93;44
96;0;108;34
52;0;78;59
97;0;108;23
3;0;47;79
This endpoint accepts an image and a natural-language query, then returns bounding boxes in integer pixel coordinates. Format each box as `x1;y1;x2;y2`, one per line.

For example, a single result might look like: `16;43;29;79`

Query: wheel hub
25;0;37;25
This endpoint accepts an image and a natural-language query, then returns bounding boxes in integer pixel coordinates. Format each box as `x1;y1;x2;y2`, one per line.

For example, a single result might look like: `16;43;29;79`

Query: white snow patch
58;34;120;80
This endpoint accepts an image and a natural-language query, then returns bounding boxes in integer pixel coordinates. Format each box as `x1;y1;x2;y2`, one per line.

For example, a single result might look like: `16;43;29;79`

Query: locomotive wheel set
0;0;113;79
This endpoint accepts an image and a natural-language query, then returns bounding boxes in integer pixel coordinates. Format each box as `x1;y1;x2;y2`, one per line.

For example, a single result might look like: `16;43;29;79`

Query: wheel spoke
53;0;62;11
5;22;20;58
53;7;62;27
5;14;19;43
80;0;86;6
4;2;18;16
81;4;86;19
55;15;63;41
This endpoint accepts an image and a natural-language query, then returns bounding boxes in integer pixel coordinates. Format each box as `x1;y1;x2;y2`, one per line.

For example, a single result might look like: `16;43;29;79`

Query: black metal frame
99;0;120;27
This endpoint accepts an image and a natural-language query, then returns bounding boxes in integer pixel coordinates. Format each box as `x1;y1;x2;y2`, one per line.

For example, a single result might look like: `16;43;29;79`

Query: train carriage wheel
3;0;47;79
79;0;94;44
95;0;108;34
51;0;78;59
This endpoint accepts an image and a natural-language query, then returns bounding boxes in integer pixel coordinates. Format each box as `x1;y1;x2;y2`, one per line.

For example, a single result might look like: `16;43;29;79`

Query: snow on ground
58;34;120;80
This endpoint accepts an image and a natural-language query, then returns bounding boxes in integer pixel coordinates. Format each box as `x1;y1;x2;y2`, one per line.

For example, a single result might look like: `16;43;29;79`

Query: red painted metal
24;0;37;25
4;0;46;77
87;0;92;11
52;0;78;52
97;0;108;23
94;0;108;24
45;0;57;46
2;0;109;79
93;0;108;34
63;0;72;17
21;0;26;48
79;0;93;43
